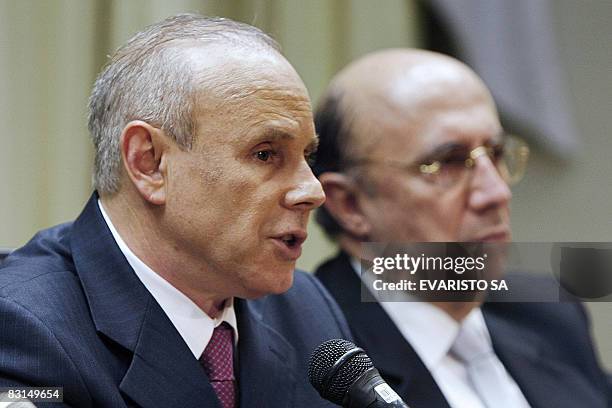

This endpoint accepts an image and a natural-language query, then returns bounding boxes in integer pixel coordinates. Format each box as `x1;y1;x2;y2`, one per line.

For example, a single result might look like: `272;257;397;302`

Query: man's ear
120;120;168;205
318;172;371;237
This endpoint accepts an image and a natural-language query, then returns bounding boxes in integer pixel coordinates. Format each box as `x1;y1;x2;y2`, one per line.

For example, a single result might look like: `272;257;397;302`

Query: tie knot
451;321;493;364
200;322;235;381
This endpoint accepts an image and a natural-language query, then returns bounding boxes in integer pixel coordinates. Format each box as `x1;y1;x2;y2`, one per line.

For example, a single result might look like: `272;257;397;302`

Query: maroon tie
200;322;236;408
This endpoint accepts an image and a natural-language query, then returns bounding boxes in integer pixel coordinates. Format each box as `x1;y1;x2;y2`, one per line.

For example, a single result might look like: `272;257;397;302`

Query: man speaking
0;14;351;407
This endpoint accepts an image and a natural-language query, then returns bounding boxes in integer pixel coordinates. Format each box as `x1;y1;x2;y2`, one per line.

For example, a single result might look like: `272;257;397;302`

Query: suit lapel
316;253;451;408
356;304;451;408
235;299;296;408
71;194;220;408
484;309;607;408
119;296;220;408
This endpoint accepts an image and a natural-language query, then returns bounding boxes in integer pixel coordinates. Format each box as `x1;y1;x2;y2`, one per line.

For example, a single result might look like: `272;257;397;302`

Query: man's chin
240;269;295;299
462;228;512;243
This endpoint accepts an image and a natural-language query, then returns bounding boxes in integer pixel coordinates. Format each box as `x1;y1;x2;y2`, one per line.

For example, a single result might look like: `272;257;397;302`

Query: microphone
308;339;409;407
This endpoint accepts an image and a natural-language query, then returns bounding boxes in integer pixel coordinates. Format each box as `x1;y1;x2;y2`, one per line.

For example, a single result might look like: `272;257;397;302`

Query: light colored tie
451;321;526;408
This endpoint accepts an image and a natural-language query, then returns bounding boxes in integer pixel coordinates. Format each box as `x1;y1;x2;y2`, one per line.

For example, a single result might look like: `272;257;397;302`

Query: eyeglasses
343;134;530;188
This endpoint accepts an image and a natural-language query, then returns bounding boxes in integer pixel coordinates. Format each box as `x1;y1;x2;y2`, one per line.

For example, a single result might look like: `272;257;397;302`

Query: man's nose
283;163;326;211
468;155;512;211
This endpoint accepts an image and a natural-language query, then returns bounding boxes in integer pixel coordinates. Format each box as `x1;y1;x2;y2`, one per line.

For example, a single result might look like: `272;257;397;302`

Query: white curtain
428;0;578;158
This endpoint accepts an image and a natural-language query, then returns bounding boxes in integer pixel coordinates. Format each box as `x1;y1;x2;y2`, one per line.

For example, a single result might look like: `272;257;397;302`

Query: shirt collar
98;199;238;359
349;256;487;370
381;299;460;369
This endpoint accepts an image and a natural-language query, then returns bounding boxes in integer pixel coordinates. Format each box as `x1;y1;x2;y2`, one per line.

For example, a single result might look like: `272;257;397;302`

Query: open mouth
271;231;307;260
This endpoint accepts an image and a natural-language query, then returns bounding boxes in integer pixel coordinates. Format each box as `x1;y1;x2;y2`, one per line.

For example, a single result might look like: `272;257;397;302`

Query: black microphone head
308;339;374;405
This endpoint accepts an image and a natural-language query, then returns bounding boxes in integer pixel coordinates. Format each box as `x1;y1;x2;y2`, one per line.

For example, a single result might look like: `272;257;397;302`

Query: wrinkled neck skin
100;190;228;319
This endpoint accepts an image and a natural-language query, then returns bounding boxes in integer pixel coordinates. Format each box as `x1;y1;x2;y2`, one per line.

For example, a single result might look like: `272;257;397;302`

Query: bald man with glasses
311;49;610;408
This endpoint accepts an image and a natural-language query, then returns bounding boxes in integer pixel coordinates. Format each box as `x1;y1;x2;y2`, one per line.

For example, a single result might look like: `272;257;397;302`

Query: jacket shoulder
0;222;76;289
0;223;89;318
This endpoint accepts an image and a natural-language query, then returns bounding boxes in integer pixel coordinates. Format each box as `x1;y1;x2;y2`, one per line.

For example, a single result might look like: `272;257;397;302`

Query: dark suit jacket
0;195;352;407
316;251;611;408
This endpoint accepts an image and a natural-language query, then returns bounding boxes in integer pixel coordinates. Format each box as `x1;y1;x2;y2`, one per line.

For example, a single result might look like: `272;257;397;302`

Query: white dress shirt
98;200;238;360
350;257;530;408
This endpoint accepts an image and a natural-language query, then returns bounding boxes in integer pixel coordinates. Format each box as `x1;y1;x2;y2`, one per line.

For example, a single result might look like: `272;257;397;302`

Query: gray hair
88;13;280;194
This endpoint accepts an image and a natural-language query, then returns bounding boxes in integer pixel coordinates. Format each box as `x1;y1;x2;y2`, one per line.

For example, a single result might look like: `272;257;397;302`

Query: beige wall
0;0;97;246
0;0;610;369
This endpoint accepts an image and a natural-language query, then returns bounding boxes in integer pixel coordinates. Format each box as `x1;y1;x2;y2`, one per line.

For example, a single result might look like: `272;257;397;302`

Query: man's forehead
334;50;494;124
346;85;498;158
346;99;501;163
183;42;303;89
179;43;312;136
189;48;310;115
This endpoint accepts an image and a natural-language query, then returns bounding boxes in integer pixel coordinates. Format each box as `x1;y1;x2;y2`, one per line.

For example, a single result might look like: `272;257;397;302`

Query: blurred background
0;0;610;368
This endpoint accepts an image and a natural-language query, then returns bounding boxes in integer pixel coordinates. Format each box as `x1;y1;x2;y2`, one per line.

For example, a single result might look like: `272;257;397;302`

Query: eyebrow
421;132;506;159
419;142;467;162
252;128;319;150
257;128;296;142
